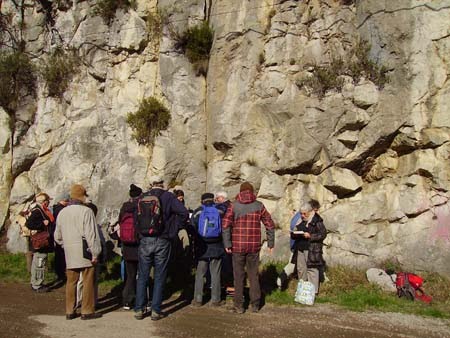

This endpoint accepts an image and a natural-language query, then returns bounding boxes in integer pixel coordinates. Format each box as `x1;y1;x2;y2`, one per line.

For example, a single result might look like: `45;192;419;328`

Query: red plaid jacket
222;190;275;253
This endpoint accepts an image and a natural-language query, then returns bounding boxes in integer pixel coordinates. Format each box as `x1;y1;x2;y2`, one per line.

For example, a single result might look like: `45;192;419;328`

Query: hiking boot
66;313;77;320
80;313;102;320
231;307;245;314
250;305;259;313
151;311;166;321
32;286;50;293
210;300;226;307
134;310;145;320
190;300;202;307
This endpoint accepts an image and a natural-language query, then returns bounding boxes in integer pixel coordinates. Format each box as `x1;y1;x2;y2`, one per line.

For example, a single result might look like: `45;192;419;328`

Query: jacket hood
236;190;257;204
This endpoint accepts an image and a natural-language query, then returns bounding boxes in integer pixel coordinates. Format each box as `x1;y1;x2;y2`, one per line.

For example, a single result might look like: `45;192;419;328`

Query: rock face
1;0;450;276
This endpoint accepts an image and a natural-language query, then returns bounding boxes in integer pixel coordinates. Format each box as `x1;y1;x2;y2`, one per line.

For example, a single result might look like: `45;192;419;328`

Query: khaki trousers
66;267;95;315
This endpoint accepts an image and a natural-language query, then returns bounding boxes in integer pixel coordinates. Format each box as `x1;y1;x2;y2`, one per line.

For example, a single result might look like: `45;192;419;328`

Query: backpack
119;212;137;244
136;192;163;237
395;272;432;303
198;205;221;239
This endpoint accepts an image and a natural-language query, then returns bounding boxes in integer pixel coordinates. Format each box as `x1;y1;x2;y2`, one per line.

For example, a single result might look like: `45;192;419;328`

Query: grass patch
260;263;450;319
0;252;56;283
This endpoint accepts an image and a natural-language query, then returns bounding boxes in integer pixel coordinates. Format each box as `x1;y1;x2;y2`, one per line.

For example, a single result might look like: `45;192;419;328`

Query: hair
173;189;184;197
215;191;228;199
299;203;313;213
309;199;321;210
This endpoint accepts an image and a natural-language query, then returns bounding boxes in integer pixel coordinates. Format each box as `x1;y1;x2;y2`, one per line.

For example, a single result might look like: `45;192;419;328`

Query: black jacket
291;213;327;268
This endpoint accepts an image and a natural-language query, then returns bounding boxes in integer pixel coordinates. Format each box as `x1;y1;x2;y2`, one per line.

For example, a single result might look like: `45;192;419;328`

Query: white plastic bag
294;279;316;305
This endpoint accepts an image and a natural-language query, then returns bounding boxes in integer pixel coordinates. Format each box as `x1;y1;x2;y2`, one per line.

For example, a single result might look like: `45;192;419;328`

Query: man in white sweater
55;184;102;320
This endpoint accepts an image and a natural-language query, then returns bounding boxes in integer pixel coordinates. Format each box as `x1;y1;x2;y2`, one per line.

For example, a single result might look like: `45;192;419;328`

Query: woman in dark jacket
26;192;55;293
291;202;327;294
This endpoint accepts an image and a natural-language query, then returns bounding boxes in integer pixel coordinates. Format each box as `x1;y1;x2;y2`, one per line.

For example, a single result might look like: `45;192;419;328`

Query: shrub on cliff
0;51;36;114
126;97;171;146
40;48;80;98
94;0;136;24
300;41;389;98
175;21;214;76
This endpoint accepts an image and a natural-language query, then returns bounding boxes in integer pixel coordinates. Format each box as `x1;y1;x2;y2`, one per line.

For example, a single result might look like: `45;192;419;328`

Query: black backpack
136;191;163;237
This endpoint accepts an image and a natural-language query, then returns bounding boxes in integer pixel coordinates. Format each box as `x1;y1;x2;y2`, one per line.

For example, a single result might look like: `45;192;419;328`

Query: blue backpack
198;205;222;238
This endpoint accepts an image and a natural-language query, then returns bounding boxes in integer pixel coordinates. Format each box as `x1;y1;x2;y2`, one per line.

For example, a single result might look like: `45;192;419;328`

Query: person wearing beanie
26;192;55;293
191;192;225;307
130;184;142;198
54;184;102;320
113;183;143;310
222;181;275;314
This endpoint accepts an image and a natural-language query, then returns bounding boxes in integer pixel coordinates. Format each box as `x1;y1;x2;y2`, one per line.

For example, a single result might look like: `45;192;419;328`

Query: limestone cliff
1;0;449;276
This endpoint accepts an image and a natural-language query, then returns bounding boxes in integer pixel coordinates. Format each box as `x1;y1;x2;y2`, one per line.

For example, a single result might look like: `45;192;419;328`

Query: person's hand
268;247;274;255
43;220;49;226
91;257;98;265
303;232;311;239
225;247;232;254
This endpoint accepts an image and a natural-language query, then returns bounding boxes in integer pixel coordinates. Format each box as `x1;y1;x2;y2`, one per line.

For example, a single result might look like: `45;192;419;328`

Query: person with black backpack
191;193;225;307
134;176;188;321
114;184;143;310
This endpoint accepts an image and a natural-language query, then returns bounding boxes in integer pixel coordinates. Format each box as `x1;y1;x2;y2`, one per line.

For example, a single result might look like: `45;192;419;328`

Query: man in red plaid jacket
222;182;275;314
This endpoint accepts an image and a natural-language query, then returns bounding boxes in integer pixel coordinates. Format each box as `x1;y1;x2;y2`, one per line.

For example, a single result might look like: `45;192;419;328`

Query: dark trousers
54;244;66;281
232;252;260;310
123;260;138;305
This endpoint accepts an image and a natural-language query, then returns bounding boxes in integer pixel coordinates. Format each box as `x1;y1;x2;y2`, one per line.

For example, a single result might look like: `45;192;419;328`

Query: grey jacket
54;204;101;269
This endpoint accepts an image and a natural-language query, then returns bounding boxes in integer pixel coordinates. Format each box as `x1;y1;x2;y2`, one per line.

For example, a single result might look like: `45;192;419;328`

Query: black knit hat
201;192;214;202
129;184;142;198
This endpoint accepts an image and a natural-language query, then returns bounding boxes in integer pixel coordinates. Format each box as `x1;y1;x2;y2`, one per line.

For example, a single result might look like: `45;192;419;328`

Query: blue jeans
135;237;171;314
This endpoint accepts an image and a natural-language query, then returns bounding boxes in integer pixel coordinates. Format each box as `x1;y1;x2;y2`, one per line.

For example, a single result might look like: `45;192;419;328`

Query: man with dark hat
222;182;275;314
115;183;143;310
191;193;225;307
54;184;102;320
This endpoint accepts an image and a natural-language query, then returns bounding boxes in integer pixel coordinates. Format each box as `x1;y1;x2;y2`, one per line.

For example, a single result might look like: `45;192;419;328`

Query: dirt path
1;283;449;338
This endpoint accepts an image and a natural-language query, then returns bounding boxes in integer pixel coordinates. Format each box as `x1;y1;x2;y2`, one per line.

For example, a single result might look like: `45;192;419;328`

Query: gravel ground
1;283;449;338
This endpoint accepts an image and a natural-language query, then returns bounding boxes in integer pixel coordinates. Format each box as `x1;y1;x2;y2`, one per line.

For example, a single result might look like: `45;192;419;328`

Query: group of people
21;177;327;321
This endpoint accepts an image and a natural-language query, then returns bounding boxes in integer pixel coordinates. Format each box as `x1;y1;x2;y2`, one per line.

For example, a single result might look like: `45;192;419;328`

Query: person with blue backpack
191;193;225;307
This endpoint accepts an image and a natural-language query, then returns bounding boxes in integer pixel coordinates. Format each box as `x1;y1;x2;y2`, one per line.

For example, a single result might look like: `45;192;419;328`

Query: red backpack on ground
119;212;137;244
395;272;432;303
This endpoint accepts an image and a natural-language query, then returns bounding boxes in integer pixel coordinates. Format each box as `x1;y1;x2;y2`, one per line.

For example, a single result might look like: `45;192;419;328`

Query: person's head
149;175;164;189
129;184;142;198
70;184;88;203
174;189;185;204
309;199;321;211
55;192;70;206
215;191;228;204
239;182;254;194
201;193;214;205
35;192;52;207
299;203;313;220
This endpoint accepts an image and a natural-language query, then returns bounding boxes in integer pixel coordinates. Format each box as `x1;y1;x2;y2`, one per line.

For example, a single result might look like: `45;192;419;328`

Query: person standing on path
134;176;188;321
26;192;55;293
222;182;275;314
54;184;102;320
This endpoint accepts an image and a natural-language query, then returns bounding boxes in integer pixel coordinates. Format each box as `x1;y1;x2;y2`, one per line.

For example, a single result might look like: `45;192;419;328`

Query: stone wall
1;0;449;276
